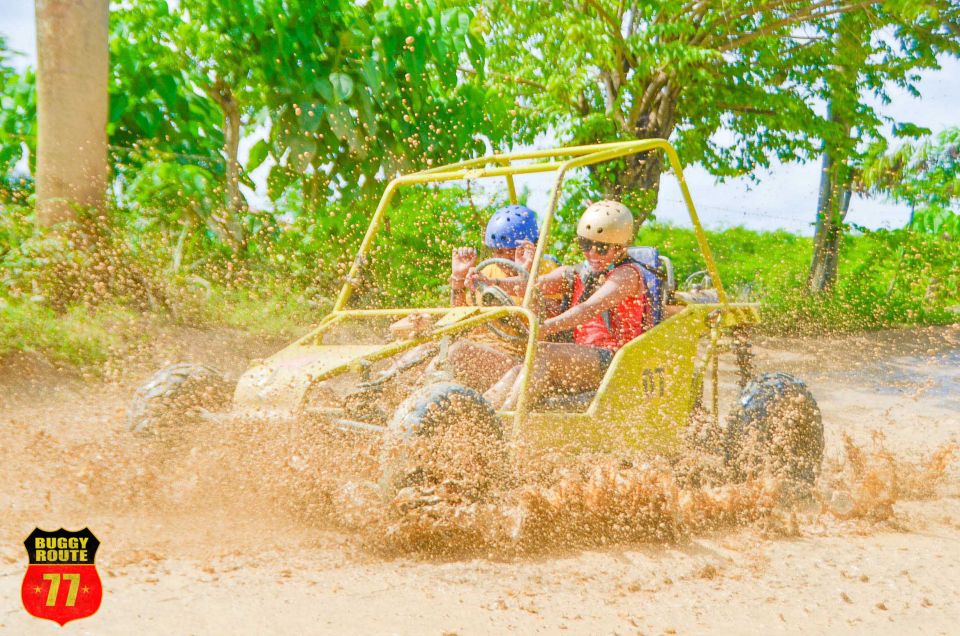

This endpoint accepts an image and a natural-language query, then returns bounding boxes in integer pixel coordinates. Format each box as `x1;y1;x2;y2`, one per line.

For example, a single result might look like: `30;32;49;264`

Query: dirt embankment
0;325;958;634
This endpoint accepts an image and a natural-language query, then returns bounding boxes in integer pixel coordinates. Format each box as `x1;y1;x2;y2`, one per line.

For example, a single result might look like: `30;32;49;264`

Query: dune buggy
129;139;823;495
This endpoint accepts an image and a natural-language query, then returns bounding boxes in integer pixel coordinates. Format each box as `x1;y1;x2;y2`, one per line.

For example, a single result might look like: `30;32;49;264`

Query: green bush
636;224;811;298
1;187;956;370
762;228;959;334
634;222;957;334
0;301;129;368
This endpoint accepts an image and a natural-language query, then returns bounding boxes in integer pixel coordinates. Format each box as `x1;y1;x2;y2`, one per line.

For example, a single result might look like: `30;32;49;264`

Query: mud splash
8;412;955;563
357;435;956;558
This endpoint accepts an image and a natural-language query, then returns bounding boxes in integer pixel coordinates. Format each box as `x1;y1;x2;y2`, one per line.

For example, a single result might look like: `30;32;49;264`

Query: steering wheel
472;258;534;342
682;270;713;292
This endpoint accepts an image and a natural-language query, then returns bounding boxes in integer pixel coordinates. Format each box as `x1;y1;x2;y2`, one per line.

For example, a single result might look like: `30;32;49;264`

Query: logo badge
21;528;102;626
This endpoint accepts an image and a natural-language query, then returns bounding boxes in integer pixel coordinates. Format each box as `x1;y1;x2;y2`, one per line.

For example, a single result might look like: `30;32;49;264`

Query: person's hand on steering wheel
464;266;492;291
514;239;536;273
466;258;533;342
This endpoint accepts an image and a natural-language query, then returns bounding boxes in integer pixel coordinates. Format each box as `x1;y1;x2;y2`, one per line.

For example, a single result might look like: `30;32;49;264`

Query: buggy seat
627;246;674;326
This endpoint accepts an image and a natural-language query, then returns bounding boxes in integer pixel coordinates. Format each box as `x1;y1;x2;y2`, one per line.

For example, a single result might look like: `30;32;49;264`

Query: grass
0;301;125;369
186;285;327;338
0;289;320;370
1;218;956;370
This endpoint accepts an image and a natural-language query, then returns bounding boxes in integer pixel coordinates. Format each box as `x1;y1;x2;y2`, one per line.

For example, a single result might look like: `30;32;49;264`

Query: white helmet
576;200;635;245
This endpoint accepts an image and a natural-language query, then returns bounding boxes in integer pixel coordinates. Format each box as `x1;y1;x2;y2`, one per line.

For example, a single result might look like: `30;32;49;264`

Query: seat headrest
628;246;659;267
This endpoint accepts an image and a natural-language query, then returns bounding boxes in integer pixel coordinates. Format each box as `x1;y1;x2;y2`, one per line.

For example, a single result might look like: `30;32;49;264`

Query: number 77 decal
42;572;81;607
22;528;102;626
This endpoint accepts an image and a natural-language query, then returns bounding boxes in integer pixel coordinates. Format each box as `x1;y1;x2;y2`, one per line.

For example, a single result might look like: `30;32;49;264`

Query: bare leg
484;365;521;407
372;342;437;381
488;343;608;410
446;339;518;392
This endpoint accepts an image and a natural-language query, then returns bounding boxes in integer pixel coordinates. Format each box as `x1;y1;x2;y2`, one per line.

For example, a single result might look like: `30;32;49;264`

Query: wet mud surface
0;325;958;634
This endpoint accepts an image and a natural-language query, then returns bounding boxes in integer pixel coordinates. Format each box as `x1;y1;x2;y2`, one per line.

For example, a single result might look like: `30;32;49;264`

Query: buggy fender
233;343;385;416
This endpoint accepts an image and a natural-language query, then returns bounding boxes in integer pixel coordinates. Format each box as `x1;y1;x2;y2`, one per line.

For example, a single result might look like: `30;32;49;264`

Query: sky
3;2;958;235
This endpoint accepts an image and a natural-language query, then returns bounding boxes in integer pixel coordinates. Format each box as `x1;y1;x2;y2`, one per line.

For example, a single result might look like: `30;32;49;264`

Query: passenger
468;200;652;409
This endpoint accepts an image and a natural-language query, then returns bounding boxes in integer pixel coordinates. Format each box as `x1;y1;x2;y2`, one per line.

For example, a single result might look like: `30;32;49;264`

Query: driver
449;204;558;308
442;204;561;389
469;200;652;409
387;204;559;391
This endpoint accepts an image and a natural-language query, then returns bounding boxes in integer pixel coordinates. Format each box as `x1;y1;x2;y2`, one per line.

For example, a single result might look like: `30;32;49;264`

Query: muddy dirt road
1;326;958;635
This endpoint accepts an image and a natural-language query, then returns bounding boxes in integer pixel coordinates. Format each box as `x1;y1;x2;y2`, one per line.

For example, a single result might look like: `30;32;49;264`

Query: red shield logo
21;528;102;626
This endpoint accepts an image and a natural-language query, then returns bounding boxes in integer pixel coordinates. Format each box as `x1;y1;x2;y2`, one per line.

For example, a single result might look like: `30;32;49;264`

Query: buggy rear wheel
127;363;232;437
725;372;824;484
379;382;506;500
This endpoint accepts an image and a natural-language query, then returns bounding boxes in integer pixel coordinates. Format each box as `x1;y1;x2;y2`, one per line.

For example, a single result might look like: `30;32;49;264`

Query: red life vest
570;261;652;351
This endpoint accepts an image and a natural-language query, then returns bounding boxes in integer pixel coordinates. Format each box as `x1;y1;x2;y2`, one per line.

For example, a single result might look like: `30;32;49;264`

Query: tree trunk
302;170;328;216
808;148;851;292
205;80;245;249
807;13;864;294
34;0;109;227
605;149;663;218
222;95;244;244
590;104;678;221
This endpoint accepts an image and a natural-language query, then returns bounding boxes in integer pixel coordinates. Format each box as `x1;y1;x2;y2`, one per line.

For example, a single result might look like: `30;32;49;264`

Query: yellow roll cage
320;139;729;436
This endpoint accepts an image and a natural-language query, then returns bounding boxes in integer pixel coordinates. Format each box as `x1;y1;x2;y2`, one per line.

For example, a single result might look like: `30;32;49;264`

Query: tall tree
34;0;109;226
483;1;960;220
808;11;868;293
807;4;960;291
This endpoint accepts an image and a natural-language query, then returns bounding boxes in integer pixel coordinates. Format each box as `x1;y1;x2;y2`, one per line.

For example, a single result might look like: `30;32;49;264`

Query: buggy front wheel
379;382;507;500
127;363;232;438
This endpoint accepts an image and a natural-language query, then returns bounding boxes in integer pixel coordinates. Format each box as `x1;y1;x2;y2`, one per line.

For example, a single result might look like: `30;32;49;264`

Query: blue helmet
484;204;540;249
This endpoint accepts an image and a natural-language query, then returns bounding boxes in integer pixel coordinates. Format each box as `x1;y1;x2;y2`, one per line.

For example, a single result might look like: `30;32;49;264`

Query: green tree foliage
107;0;511;253
0;37;36;191
109;0;272;248
483;1;960;216
859;127;960;235
806;3;960;291
252;0;512;205
108;0;511;202
108;5;225;169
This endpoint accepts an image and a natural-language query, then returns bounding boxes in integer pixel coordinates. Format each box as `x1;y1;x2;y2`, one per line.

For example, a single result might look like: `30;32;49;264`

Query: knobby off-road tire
127;363;232;437
379;383;507;501
725;372;824;484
